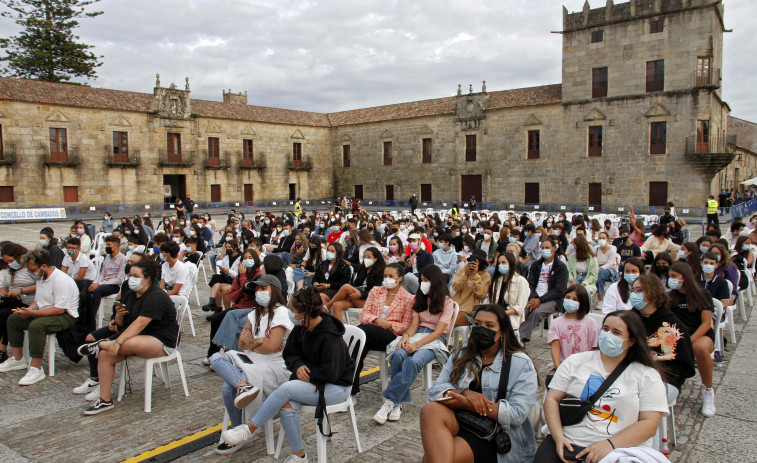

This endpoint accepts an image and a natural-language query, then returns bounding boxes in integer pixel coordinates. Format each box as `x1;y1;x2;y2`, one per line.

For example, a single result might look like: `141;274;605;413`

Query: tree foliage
0;0;104;83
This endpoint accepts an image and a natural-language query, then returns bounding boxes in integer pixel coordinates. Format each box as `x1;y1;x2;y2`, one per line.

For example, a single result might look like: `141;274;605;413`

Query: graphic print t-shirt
547;350;668;447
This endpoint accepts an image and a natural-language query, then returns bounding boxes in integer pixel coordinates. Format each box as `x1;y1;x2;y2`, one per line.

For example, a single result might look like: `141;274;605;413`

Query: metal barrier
731;198;757;221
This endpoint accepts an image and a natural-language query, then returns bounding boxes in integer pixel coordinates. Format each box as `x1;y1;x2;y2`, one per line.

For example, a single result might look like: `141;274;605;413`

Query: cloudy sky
2;0;756;120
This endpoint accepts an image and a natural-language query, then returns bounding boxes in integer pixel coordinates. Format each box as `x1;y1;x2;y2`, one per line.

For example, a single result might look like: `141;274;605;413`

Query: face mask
541;249;552;260
655;265;669;274
699;245;709;254
281;229;290;237
598;331;628;357
291;314;303;326
470;326;497;351
363;258;375;268
744;244;753;252
408;225;415;232
498;265;509;275
105;246;114;254
164;220;170;225
389;245;399;253
128;276;144;291
630;292;647;310
325;251;336;261
319;223;324;228
66;249;77;257
383;277;398;289
463;245;470;252
483;233;491;240
276;227;283;233
127;245;134;252
598;239;607;247
9;261;21;270
506;236;516;244
668;278;681;290
39;239;48;246
264;220;270;225
454;232;460;237
409;242;419;251
187;231;195;237
243;259;255;268
104;216;110;220
419;281;431;295
171;237;181;244
159;254;166;262
702;264;715;275
331;226;340;232
255;290;271;307
678;249;687;260
624;273;639;284
563;299;580;313
179;221;185;226
341;219;347;224
553;230;560;236
461;229;467;234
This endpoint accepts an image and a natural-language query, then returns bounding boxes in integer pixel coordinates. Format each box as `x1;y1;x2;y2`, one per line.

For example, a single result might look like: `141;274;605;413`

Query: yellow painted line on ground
120;365;383;463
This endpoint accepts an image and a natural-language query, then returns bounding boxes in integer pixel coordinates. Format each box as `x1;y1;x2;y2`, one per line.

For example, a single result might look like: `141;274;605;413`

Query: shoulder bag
558;361;629;426
454;354;512;454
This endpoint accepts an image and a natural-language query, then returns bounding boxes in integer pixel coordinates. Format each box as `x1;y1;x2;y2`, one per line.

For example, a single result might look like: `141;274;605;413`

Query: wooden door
244;184;253;202
589;183;602;206
420;184;432;201
461;175;482;203
289;183;296;200
524;183;540;204
354;185;363;200
649;182;668;206
210;184;221;202
385;185;394;201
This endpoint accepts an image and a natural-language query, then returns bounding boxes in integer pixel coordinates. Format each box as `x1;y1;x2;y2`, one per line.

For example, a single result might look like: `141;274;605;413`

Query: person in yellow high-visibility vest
450;203;460;220
706;195;719;227
294;197;302;219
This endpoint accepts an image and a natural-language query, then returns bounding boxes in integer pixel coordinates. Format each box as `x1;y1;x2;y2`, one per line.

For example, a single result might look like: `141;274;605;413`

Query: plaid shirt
360;285;415;335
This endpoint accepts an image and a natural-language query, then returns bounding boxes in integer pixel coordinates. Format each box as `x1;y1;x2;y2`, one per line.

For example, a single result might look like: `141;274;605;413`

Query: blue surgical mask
172;237;181;244
243;259;255;268
498;265;509;275
702;264;715;275
509;236;517;244
624;273;639;284
325;251;336;261
668;278;682;290
678;249;687;260
127;245;135;252
553;230;560;236
433;232;439;238
744;244;752;252
598;331;628;357
563;299;580;313
630;292;647;310
699;245;709;254
541;249;552;260
159;254;166;262
9;261;21;270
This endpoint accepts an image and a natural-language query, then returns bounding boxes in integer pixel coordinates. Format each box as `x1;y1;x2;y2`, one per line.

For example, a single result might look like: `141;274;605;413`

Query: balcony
43;145;81;167
158;149;195;167
684;134;738;175
202;150;231;170
239;155;266;170
0;143;17;166
695;69;721;88
105;148;141;167
287;158;313;171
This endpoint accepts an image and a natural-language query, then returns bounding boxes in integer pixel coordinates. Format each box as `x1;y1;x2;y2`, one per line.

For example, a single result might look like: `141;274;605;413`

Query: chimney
222;89;247;104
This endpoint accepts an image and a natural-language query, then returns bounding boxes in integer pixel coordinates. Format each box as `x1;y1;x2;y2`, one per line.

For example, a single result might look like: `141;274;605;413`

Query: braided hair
290;285;324;340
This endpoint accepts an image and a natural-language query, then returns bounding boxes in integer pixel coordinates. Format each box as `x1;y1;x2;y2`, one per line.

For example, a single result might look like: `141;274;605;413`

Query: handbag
558;361;629;426
454;354;512;454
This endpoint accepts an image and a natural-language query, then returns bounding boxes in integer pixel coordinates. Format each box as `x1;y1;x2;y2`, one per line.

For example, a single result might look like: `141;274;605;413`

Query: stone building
721;116;757;191
0;0;742;209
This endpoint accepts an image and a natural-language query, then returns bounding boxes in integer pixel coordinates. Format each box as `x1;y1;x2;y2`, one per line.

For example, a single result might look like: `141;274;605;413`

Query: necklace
480;352;496;361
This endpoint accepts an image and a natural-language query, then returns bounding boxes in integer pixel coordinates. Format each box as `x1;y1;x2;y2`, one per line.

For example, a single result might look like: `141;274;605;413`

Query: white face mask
419;281;431;295
383;277;398;289
598;239;607;247
463;245;470;253
128;276;145;292
363;258;375;268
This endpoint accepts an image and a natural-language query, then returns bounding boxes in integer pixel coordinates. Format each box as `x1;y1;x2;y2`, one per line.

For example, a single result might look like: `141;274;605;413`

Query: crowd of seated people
1;201;755;462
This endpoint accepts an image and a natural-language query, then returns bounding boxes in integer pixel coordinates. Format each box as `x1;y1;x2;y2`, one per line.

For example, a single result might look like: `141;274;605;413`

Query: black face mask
470;326;497;351
656;265;669;275
105;246;113;254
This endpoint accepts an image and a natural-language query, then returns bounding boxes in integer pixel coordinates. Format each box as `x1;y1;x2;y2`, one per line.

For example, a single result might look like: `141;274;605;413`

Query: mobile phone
434;396;454;402
563;446;587;462
237;353;254;364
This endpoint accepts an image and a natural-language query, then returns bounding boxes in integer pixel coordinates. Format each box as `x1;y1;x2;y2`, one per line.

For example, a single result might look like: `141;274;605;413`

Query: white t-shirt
161;260;192;300
536;261;553;297
62;252;97;281
35;268;79;318
547;350;668;447
246;304;294;358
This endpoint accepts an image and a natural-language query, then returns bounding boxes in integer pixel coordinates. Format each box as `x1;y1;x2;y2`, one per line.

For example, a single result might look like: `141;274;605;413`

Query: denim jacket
427;350;537;463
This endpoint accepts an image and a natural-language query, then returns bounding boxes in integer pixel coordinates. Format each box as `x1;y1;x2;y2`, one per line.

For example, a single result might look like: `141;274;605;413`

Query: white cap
408;233;421;240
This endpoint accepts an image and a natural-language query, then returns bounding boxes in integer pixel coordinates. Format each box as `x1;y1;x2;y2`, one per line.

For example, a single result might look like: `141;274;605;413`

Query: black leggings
353;323;397;394
87;326;121;378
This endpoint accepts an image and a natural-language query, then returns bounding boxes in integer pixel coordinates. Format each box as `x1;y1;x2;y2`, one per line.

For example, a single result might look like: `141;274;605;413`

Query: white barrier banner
0;208;67;221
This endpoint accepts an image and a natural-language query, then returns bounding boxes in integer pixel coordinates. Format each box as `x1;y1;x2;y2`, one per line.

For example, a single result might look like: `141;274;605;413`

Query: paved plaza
0;221;755;463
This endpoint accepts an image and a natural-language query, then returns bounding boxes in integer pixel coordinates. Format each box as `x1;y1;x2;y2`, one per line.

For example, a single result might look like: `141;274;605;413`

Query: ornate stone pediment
109;114;132;127
291;129;305;139
583;108;606;122
45;110;71;123
150;74;194;120
645;103;671;118
455;82;489;130
523;113;543;126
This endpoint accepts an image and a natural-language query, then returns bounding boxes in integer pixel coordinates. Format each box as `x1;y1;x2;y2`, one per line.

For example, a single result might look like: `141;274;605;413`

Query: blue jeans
597;268;619;295
293;267;307;284
211;352;246;427
251;380;351;453
383;326;441;404
212;309;252;350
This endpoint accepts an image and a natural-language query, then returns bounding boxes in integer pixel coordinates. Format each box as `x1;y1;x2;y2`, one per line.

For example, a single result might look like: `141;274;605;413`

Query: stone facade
0;0;740;209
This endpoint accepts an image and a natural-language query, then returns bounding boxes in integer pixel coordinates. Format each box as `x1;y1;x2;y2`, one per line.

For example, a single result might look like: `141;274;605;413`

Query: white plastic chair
91;255;104;277
724;280;737;344
587;312;604;329
274;325;365;462
712;298;725;356
194;250;209;284
116;295;190;412
220;408;276;455
21;332;57;376
183;263;198;336
420;301;459;391
97;294;118;329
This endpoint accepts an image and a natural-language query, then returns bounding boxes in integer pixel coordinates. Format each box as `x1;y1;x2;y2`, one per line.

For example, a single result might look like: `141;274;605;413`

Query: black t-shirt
616;241;641;265
699;275;730;302
185;200;195;213
669;288;714;339
122;284;179;348
641;307;695;390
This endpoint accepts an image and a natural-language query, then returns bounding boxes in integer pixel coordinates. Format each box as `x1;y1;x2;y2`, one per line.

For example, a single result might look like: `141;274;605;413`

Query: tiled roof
328;84;562;126
0;77;562;127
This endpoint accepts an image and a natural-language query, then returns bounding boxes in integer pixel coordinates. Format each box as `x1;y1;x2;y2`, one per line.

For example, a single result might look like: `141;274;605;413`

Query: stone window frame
63;185;78;203
49;127;68;160
650;18;664;34
592;67;608;98
527;130;540;160
588;125;603;157
591;30;604;43
646;60;665;92
422;138;432;164
0;186;13;203
112;131;129;156
343;144;351;167
383;141;392;166
207;137;220;159
242;139;254;161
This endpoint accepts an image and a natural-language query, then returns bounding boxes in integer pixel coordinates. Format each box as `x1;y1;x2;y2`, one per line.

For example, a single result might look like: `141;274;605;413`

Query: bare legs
420;402;474;463
693;336;715;388
324;284;365;321
96;336;166;402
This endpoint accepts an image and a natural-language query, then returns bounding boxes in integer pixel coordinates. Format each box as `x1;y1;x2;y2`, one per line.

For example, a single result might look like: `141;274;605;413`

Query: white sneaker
283;453;308;463
18;366;45;386
702;388;716;417
373;399;395;425
73;378;100;394
85;385;101;401
0;356;26;372
221;424;254;446
388;403;402;421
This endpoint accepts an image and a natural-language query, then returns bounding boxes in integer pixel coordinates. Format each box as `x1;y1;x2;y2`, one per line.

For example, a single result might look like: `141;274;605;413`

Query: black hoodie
283;313;355;387
640;306;696;391
44;237;65;270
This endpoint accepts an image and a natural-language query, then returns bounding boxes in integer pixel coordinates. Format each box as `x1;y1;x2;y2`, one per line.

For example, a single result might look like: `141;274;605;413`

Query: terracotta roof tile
0;77;562;128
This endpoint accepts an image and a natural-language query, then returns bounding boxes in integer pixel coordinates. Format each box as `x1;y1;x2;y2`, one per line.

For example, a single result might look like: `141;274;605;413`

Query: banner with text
0;208;67;221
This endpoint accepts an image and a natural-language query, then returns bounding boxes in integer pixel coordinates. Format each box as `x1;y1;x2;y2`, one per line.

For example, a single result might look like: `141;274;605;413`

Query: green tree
0;0;103;83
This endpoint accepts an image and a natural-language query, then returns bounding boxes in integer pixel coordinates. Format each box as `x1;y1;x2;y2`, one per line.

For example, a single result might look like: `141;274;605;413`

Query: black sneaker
714;351;724;363
215;442;246;455
233;384;260;409
77;341;101;358
84;398;114;415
